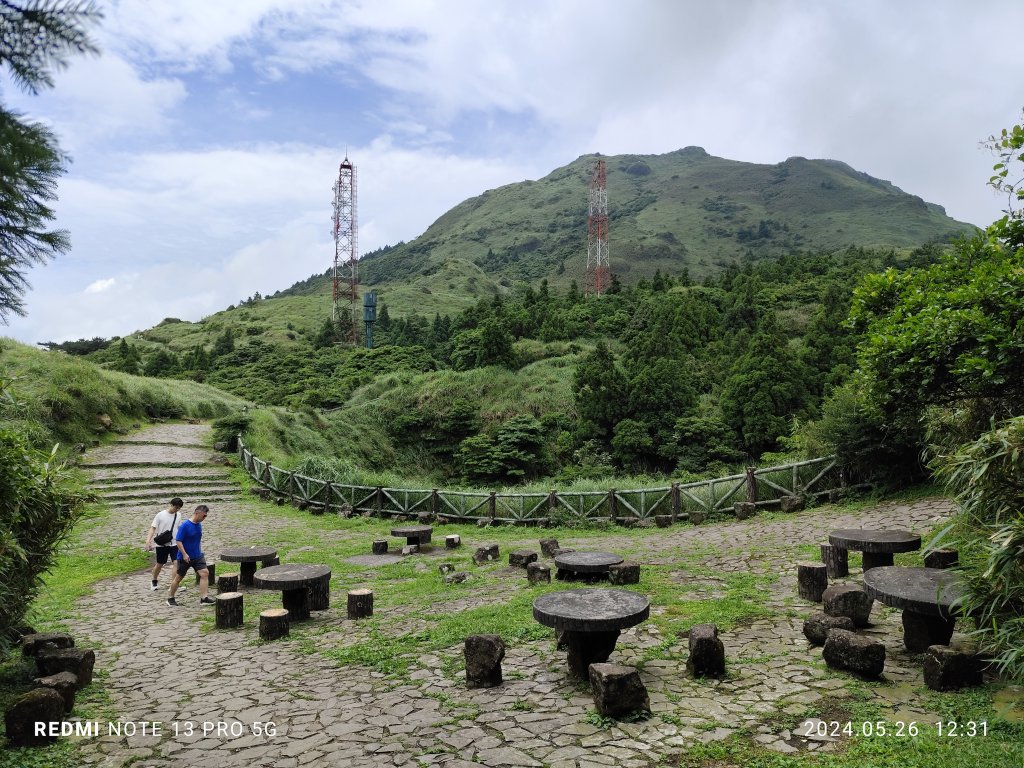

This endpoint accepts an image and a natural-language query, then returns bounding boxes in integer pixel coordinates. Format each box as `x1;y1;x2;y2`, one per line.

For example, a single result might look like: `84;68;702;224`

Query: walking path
63;424;1004;768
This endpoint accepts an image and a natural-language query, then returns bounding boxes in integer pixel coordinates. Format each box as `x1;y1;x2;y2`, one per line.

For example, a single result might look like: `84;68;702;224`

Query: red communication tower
332;156;359;342
584;157;609;296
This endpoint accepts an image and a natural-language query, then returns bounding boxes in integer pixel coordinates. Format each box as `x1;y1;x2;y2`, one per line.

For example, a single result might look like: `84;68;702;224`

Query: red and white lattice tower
332;156;358;341
584;158;609;296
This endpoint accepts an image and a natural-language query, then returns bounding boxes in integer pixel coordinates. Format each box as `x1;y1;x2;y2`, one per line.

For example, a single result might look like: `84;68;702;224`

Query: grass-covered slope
0;339;249;449
360;148;978;288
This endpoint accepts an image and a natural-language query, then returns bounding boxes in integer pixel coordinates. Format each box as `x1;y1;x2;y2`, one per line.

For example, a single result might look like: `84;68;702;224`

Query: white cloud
85;278;116;294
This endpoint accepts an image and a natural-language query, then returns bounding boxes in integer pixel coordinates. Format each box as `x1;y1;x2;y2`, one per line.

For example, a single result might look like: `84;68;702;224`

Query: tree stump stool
347;589;374;619
589;663;650;718
802;613;855;646
608;562;640;585
308;573;330;611
923;643;985;691
372;539;388;555
464;634;505;688
822;628;885;677
263;555;280;567
924;549;959;569
689;509;707;525
509;550;538;568
797;562;829;602
654;515;673;528
445;534;461;549
3;688;65;747
35;648;95;686
21;633;74;657
733;502;756;520
687;623;725;678
215;592;244;629
32;672;78;714
473;544;500;565
401;544;420;556
823;583;873;627
217;573;239;593
259;609;290;641
539;538;560;557
526;562;551;585
820;543;849;578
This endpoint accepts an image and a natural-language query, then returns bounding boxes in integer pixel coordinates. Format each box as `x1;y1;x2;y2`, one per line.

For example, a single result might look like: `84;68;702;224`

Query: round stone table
253;564;331;621
828;529;921;571
220;546;278;586
862;566;963;651
533;588;649;676
391;525;433;547
553;551;623;582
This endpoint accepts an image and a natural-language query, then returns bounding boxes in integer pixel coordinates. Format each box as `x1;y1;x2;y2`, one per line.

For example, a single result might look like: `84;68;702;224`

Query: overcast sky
2;0;1021;344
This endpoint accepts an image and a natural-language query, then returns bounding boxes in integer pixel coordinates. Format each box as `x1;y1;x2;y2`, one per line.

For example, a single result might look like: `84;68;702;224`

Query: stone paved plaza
57;424;1019;768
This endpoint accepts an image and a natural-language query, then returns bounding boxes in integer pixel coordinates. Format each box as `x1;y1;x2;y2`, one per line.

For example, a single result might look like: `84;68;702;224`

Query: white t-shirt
151;509;182;547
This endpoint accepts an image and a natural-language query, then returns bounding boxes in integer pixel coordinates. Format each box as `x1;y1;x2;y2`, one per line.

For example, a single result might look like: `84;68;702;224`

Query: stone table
391;524;433;547
828;528;921;571
533;588;649;677
220;546;278;586
253;564;331;621
862;566;963;651
554;551;623;582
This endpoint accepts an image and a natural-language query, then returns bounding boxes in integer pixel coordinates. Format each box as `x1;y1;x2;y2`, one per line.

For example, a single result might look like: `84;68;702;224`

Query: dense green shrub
0;379;86;650
934;416;1024;681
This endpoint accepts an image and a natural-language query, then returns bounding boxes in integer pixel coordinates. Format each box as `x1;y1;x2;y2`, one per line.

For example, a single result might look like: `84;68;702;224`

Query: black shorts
155;546;178;564
176;556;208;576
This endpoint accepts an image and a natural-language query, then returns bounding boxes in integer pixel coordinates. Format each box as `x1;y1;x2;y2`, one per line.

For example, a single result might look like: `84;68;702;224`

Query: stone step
90;478;234;491
102;493;244;510
85;467;230;482
96;487;242;502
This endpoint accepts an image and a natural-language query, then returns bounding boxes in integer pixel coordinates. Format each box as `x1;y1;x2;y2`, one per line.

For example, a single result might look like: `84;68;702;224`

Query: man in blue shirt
167;504;215;607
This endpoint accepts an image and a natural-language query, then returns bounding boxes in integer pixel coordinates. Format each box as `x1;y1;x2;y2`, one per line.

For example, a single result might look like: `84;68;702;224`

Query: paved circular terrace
56;423;1023;767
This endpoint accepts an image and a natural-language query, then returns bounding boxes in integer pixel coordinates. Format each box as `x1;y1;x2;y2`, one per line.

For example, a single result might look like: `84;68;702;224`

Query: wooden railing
237;438;853;526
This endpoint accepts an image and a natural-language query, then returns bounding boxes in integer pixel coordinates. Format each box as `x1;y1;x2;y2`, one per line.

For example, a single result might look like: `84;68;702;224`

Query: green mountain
354;147;976;290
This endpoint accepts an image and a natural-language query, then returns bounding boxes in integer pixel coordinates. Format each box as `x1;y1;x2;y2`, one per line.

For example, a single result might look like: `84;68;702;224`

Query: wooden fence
237;438;853;526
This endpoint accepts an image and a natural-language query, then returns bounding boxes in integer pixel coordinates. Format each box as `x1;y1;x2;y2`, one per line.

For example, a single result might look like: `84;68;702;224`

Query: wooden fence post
488;491;497;521
432;488;440;516
671;482;681;521
375;487;383;517
607;489;618;522
548;489;557;521
745;467;757;504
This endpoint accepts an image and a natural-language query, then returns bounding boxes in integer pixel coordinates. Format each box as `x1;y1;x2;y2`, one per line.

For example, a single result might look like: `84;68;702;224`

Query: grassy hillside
69;148;975;361
0;340;249;450
359;148;977;288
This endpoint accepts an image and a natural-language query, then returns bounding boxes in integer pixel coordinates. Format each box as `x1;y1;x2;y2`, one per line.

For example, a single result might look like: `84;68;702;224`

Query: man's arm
146;525;156;551
176;539;189;561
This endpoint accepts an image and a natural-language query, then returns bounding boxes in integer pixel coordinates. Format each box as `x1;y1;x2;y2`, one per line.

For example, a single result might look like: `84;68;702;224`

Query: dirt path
65;425;985;768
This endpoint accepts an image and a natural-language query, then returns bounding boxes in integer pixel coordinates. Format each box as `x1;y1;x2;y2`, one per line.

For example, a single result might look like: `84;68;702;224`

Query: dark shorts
176;556;208;576
155;546;178;564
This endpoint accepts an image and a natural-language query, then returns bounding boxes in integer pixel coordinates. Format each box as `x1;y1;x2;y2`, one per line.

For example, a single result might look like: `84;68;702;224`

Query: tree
573;341;628;441
0;1;101;322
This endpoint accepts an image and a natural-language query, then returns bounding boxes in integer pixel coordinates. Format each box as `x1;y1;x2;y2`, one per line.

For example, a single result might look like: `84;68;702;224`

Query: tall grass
0;340;248;449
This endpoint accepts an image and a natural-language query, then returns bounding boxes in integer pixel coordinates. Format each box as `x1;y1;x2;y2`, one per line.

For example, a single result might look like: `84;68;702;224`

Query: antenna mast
332;156;359;342
584;157;609;296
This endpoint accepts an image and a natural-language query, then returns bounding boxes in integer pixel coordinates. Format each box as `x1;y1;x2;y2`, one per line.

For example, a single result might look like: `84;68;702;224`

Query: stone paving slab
81;443;213;466
61;426;1019;767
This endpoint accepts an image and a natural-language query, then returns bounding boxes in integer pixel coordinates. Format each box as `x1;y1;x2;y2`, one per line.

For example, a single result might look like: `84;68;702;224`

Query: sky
2;0;1022;344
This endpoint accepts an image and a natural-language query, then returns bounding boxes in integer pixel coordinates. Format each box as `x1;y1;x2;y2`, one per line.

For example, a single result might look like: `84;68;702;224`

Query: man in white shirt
145;498;185;591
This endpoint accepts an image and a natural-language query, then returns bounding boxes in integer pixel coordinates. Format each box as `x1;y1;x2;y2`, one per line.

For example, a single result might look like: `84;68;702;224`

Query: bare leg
197;568;209;599
167;565;185;598
151;562;163;581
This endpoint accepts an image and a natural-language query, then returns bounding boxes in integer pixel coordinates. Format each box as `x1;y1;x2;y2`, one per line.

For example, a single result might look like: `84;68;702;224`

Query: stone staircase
80;423;244;518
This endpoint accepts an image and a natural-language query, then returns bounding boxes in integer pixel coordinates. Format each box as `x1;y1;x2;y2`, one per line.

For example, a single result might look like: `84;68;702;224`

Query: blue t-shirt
175;519;203;560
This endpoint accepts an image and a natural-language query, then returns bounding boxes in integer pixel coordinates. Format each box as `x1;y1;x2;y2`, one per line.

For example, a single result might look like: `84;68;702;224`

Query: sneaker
199;596;216;605
150;581;159;591
166;597;178;607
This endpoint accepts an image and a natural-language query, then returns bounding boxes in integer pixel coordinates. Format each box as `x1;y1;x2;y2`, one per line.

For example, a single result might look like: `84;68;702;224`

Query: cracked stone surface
54;424;1019;767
